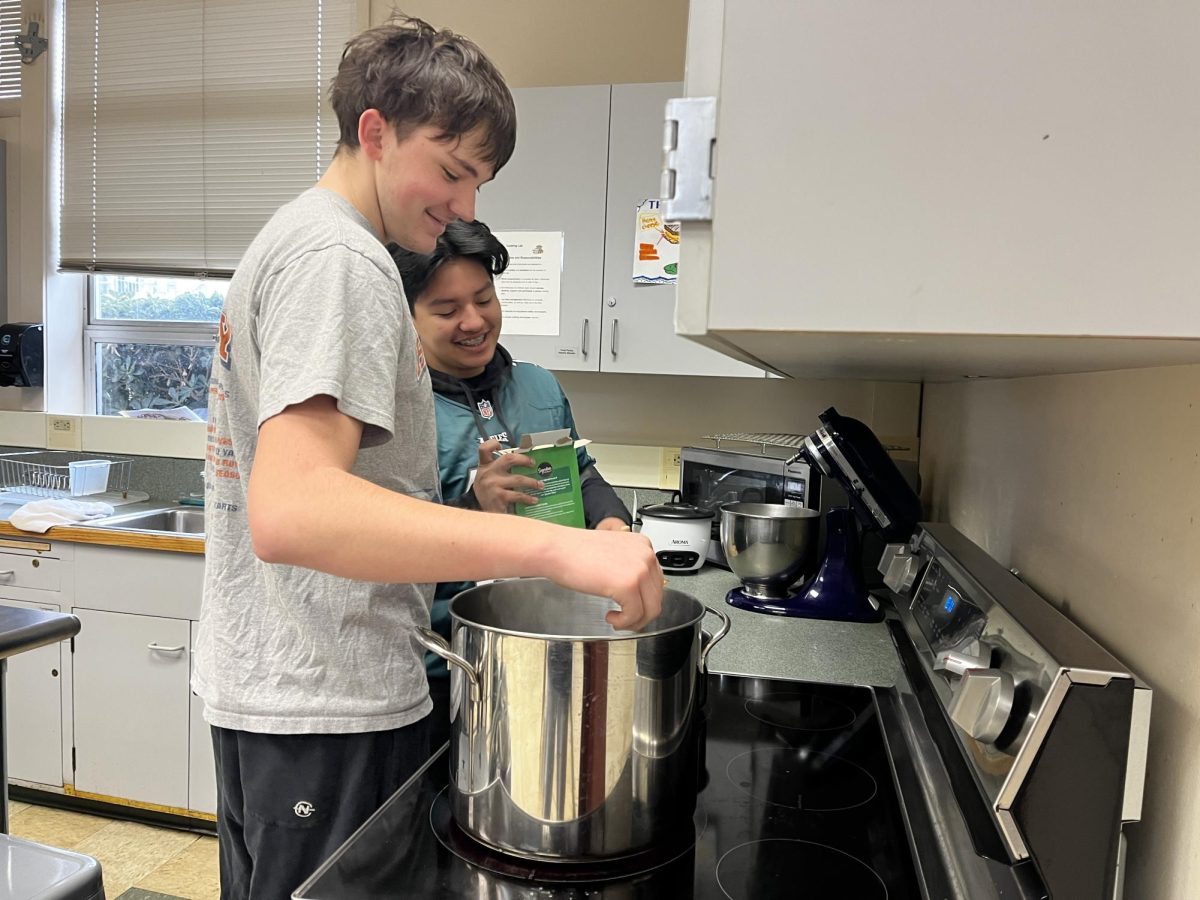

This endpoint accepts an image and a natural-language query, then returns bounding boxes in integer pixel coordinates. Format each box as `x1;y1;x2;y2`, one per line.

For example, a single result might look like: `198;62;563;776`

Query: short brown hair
330;15;516;172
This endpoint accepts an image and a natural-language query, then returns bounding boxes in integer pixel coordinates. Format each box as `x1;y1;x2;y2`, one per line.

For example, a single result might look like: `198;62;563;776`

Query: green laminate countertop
666;564;903;688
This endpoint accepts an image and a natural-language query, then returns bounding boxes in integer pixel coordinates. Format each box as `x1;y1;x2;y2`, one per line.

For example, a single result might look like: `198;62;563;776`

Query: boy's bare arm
246;395;663;629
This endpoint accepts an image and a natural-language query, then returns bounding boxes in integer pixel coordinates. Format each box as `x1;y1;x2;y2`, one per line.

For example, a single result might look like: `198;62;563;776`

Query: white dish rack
0;451;133;499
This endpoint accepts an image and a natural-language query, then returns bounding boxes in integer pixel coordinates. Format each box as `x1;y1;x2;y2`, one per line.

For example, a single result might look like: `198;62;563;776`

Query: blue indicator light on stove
943;595;957;613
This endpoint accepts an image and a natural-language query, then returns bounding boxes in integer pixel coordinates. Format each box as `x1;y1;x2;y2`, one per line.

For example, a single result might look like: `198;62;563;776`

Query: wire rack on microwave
702;432;808;454
0;451;133;499
703;431;909;455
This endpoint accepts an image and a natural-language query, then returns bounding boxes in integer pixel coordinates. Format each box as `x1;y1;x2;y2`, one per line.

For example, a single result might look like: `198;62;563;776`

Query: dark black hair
330;15;516;172
390;220;510;309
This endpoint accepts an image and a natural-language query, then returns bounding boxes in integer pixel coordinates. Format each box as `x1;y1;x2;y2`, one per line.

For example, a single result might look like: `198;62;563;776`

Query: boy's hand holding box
495;429;589;528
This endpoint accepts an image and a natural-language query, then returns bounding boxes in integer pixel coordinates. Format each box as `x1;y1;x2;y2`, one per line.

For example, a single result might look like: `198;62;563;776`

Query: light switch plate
46;415;82;450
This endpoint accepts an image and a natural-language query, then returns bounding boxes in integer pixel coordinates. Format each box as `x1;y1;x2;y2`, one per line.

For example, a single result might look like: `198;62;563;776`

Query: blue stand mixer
723;408;924;623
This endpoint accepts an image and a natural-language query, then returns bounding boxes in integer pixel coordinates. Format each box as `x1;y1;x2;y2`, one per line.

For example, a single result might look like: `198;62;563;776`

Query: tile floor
7;800;219;900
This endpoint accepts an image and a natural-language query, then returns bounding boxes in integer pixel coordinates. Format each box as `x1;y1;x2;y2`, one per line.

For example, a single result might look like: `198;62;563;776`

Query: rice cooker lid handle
636;502;714;520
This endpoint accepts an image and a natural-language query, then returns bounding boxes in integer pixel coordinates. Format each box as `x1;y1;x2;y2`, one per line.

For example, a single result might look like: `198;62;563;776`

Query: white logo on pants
293;801;315;818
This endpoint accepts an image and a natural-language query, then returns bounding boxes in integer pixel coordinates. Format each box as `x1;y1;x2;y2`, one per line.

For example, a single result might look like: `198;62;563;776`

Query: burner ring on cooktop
428;787;706;883
716;838;888;899
726;747;878;812
743;691;858;731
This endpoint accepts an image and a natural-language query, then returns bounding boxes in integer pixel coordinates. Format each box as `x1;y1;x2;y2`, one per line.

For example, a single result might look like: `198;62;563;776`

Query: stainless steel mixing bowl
719;501;822;599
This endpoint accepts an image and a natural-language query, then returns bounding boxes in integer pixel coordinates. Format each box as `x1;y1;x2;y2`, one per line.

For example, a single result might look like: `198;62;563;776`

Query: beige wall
371;1;689;86
560;372;921;452
921;364;1200;900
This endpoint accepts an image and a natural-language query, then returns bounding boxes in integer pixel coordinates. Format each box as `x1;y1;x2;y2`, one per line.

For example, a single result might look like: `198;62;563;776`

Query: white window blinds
0;0;22;100
60;0;355;276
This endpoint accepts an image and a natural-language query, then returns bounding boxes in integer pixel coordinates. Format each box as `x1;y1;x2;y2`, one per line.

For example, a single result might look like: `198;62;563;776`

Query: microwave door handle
712;469;742;486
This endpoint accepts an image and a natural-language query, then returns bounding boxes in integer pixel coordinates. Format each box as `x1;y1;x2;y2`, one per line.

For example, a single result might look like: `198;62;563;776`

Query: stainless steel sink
88;507;205;537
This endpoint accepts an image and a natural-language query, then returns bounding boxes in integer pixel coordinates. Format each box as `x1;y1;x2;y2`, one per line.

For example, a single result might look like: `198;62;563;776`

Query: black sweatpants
211;719;430;900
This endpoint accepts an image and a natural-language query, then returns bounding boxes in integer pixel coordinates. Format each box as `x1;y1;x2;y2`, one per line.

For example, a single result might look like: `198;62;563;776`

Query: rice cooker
635;502;714;573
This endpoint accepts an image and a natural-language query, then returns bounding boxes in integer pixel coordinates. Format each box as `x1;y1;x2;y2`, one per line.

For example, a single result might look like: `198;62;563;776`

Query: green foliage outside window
97;342;214;416
94;277;226;324
92;275;224;416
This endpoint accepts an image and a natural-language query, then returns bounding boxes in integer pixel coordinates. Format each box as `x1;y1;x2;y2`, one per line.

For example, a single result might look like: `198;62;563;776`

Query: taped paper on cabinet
492;231;563;336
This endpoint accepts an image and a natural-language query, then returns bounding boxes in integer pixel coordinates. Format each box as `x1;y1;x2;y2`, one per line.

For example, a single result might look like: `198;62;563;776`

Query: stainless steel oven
295;522;1150;900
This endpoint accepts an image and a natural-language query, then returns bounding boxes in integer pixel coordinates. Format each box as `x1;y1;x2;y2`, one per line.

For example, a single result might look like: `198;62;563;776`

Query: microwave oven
679;445;821;568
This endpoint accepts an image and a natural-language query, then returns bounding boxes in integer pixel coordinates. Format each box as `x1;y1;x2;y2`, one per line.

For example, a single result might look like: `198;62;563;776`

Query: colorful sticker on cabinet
632;199;680;284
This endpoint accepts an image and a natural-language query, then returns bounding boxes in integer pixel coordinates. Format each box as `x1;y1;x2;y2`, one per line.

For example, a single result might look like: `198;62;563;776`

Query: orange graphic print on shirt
218;312;233;369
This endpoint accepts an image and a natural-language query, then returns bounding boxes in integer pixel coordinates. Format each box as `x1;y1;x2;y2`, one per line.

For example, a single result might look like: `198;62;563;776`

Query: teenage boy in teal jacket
391;221;632;745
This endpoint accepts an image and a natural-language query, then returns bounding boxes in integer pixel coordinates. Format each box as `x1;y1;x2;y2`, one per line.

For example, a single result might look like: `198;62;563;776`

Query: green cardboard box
498;429;589;528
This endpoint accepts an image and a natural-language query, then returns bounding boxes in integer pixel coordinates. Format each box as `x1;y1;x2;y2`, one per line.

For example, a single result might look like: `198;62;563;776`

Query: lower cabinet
189;620;217;815
72;607;191;810
0;596;66;787
3;542;214;821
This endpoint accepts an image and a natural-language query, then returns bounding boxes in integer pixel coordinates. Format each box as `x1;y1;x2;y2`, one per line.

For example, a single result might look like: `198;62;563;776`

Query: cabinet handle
581;318;590;359
147;642;186;654
610;319;620;359
0;570;14;578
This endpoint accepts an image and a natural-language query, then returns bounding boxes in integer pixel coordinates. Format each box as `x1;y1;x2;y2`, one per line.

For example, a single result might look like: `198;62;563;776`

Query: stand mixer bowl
719;502;822;599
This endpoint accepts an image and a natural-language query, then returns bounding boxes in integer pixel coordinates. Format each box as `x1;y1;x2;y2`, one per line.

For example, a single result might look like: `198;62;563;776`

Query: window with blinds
60;0;356;277
0;0;21;100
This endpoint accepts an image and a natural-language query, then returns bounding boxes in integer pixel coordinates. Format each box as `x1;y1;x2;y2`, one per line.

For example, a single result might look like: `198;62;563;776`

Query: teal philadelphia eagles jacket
429;345;631;672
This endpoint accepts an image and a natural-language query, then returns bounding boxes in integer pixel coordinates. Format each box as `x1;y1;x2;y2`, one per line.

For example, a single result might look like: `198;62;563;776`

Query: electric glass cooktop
296;673;920;899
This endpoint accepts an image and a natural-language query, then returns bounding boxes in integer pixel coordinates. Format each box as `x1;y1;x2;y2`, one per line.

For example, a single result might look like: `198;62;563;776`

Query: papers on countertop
119;407;204;421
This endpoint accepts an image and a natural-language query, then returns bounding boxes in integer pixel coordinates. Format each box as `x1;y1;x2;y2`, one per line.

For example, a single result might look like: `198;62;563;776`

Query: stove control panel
908;558;988;655
889;523;1151;879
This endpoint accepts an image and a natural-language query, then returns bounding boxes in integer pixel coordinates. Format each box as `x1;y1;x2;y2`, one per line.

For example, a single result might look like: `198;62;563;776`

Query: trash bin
0;833;105;899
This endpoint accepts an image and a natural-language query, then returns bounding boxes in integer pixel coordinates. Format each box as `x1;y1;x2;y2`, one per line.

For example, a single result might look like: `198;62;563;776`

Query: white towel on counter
9;499;115;533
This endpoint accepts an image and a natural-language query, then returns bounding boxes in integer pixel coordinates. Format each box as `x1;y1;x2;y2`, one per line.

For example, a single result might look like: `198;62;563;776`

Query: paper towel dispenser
0;323;45;387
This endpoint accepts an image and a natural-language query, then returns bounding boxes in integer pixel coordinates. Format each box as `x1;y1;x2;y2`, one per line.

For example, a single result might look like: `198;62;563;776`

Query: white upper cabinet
601;83;761;377
672;0;1200;379
477;83;765;377
475;85;611;372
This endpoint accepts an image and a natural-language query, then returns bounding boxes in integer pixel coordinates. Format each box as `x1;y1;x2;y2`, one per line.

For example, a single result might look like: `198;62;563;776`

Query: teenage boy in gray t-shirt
192;17;663;899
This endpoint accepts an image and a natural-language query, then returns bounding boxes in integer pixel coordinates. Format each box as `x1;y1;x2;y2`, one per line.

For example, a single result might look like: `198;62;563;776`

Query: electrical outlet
659;446;682;490
46;415;83;450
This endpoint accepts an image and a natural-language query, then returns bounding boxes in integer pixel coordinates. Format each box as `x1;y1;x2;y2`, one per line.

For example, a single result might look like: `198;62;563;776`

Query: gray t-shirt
193;187;440;734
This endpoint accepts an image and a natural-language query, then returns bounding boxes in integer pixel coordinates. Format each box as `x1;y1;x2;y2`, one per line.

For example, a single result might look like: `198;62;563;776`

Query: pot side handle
699;606;732;674
413;627;480;697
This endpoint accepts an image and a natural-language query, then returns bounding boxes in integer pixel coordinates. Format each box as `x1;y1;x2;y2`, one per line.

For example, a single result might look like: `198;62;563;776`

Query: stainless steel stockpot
414;578;730;862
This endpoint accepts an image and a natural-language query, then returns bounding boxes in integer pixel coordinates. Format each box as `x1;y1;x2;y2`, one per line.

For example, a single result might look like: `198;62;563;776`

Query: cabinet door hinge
663;96;717;222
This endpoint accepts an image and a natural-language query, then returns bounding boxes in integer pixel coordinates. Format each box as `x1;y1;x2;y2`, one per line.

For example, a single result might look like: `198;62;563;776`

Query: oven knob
933;645;992;677
948;668;1015;744
879;543;922;594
